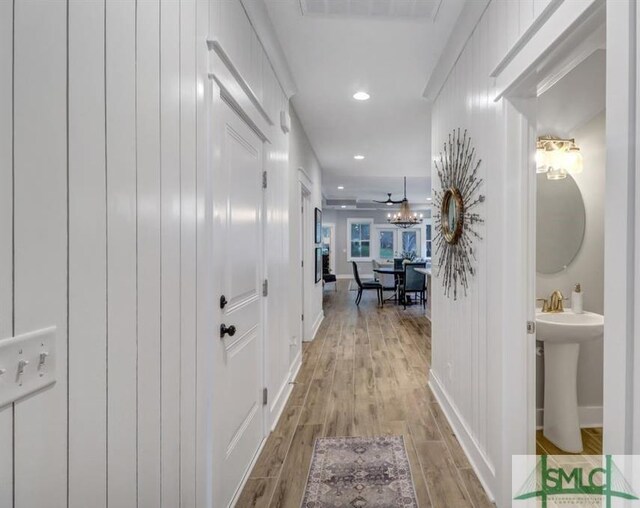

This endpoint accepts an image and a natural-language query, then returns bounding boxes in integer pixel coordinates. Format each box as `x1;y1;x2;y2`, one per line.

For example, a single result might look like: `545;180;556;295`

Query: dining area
350;258;431;311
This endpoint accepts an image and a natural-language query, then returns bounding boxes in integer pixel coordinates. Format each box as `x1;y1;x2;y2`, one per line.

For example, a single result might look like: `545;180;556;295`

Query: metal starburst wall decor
433;129;484;300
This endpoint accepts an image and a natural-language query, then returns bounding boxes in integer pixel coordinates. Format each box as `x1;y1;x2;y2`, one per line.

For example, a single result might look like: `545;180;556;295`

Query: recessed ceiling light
341;205;347;208
337;186;344;190
353;91;370;101
426;197;432;201
353;155;365;160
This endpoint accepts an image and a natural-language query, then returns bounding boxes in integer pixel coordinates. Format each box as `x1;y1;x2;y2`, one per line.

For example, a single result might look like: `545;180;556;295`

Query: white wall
0;0;295;506
289;108;324;344
0;0;205;506
536;113;605;424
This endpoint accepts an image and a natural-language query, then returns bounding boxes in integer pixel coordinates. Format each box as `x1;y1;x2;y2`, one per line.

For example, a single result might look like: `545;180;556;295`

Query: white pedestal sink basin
536;310;604;453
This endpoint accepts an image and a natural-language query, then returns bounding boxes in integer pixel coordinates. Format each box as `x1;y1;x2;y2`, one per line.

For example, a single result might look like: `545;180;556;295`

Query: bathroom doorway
533;45;605;455
496;0;640;470
499;0;640;465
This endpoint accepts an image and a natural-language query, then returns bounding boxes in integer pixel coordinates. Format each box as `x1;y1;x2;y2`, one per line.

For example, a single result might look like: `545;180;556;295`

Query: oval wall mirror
536;173;585;274
441;187;464;244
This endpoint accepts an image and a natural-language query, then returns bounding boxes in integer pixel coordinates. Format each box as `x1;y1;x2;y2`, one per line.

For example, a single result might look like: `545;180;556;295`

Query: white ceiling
264;0;465;202
322;174;431;210
537;49;606;137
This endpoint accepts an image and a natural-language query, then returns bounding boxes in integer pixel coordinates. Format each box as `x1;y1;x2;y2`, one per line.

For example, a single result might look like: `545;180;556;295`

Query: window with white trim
375;227;397;260
347;218;373;261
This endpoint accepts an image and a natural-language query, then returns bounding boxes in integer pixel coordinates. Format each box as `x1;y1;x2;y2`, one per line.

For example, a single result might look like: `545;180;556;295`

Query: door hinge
301;314;304;321
262;171;267;189
262;387;268;406
262;279;268;297
301;260;304;268
527;321;536;334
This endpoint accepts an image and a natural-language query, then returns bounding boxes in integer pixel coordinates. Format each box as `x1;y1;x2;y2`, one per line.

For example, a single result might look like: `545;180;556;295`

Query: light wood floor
236;281;494;507
536;428;603;455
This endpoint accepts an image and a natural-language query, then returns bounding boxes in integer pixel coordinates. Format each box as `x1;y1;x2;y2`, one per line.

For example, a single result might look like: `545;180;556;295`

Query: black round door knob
220;324;236;338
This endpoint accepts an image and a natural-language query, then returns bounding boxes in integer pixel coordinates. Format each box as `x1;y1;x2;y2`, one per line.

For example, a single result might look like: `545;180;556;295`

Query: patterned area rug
302;435;418;508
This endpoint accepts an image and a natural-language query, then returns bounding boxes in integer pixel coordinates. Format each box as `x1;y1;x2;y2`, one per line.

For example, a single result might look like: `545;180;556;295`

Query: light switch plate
0;326;56;407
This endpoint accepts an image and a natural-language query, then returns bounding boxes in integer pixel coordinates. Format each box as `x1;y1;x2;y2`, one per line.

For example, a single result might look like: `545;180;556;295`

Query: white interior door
212;99;265;506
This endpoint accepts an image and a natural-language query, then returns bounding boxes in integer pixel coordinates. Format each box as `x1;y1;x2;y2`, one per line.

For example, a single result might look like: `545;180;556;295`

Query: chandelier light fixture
536;136;583;180
384;177;424;229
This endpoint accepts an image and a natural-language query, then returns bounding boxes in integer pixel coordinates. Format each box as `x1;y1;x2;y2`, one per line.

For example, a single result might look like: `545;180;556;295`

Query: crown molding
240;0;298;99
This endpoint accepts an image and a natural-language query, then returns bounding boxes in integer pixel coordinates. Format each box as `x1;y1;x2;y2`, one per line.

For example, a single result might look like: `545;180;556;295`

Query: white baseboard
536;406;603;429
429;371;496;503
268;352;302;430
304;310;324;343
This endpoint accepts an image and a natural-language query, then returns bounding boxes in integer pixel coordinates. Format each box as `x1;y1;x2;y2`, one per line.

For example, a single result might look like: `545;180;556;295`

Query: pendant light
386;177;423;229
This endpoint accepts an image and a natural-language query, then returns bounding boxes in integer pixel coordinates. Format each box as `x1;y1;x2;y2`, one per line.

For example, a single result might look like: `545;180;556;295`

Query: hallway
237;282;493;507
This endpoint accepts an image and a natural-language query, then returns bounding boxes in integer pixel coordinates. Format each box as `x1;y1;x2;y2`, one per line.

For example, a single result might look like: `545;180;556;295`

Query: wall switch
0;327;56;407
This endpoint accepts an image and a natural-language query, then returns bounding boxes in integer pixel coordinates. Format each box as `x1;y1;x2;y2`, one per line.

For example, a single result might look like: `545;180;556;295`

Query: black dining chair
400;262;426;309
322;253;337;291
393;258;404;271
351;262;382;306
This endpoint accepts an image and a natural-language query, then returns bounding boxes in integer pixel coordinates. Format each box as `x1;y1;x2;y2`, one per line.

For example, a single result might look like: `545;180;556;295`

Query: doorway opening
500;1;610;463
533;45;605;456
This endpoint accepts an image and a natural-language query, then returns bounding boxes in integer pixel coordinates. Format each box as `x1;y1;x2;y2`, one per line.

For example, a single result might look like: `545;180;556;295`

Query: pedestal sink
536;310;604;453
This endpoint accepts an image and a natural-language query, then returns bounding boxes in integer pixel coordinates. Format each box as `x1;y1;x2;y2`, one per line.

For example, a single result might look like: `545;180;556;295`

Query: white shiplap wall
0;0;294;506
430;0;557;502
0;1;14;506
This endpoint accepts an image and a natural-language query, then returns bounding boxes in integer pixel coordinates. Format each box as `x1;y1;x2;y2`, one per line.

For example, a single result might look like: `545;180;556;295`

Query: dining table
373;267;405;304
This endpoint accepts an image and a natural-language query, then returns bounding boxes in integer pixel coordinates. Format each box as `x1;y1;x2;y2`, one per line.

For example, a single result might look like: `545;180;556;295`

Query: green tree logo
514;455;639;507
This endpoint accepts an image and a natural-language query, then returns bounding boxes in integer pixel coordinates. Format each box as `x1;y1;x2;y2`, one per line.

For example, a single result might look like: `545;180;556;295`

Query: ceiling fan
373;193;403;206
373;178;408;206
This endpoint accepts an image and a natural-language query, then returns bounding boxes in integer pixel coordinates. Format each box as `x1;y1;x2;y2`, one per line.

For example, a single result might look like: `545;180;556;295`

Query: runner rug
301;435;418;508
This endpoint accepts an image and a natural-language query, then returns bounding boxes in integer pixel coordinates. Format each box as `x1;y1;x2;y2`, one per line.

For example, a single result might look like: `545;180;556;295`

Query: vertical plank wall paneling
194;0;212;503
105;0;138;505
136;0;162;505
160;0;183;505
179;0;198;505
430;0;565;499
13;0;68;507
3;0;294;505
68;0;107;506
0;0;13;505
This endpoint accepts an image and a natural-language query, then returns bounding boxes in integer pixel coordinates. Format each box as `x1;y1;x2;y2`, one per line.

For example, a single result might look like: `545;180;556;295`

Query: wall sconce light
536;136;583;180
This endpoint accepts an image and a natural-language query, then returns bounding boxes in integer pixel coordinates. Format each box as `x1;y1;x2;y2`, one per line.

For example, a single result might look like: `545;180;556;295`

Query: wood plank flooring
536;428;603;455
236;281;494;508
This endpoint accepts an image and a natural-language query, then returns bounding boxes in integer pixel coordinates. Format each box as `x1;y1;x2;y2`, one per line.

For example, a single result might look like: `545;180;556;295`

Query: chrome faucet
537;290;566;313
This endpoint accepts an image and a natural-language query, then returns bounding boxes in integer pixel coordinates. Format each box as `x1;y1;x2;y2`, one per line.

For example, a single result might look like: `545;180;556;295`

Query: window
377;229;396;260
347;219;373;261
425;222;432;258
401;229;420;258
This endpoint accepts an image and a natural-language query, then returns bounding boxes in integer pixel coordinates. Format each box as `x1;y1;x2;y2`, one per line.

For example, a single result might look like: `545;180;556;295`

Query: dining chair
351;262;382;306
322;253;337;291
400;262;426;309
393;258;404;271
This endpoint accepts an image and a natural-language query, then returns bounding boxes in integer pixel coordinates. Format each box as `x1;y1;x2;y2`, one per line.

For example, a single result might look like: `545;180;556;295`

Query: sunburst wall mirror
433;129;484;299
